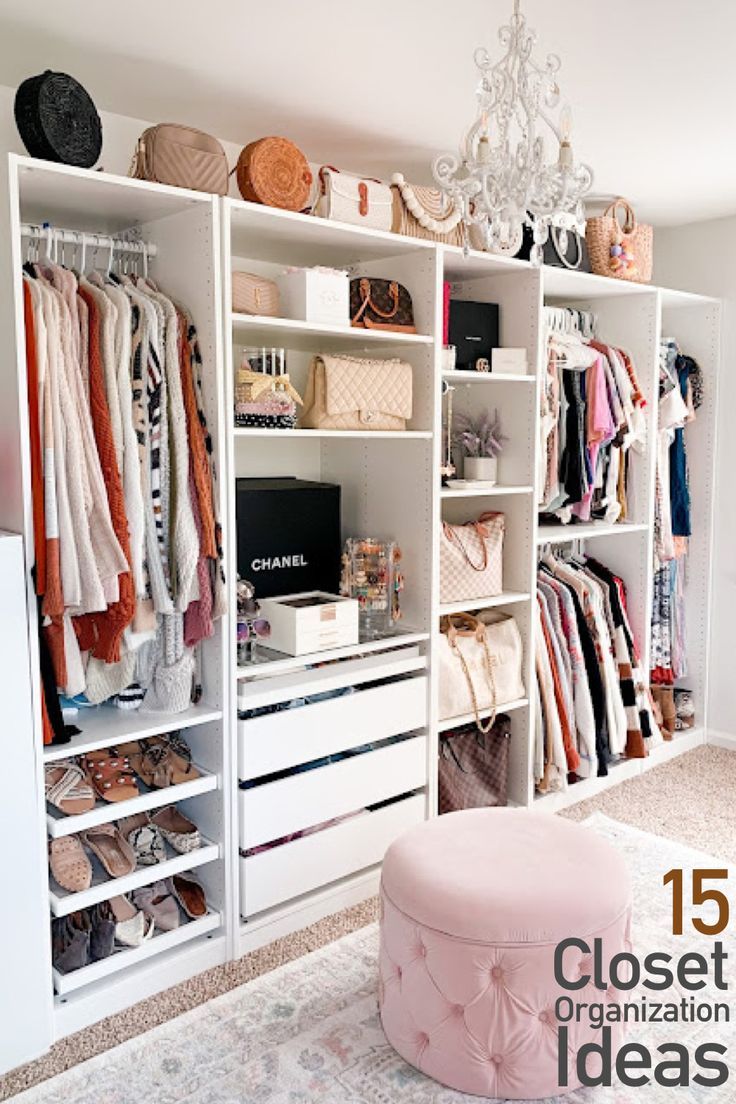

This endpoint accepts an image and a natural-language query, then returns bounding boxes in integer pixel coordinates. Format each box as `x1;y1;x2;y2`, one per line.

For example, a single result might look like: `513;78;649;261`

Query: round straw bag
14;70;102;168
586;197;653;283
236;137;312;211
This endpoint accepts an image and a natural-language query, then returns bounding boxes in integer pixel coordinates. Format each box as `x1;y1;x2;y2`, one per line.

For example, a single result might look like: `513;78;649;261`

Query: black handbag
15;71;102;168
517;221;590;272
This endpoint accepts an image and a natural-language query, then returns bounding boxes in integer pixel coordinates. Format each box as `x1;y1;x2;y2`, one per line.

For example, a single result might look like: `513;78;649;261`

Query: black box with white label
235;478;342;598
448;300;500;370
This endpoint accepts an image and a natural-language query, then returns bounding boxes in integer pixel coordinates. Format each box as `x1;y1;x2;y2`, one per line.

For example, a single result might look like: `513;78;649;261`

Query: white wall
655;223;735;741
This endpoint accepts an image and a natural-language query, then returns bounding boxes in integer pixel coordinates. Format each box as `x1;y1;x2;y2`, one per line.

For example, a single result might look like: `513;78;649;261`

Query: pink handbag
440;512;504;603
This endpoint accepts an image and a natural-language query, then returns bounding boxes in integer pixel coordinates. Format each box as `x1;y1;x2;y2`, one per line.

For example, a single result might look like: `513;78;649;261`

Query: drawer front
239;675;428;781
241;793;426;917
239;734;427;850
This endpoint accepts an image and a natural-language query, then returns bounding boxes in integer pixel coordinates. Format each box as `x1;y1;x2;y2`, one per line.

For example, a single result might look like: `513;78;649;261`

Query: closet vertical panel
0;156;55;1071
659;297;721;732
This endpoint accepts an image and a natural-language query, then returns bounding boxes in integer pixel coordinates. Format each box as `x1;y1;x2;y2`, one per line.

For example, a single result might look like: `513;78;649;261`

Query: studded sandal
82;752;140;803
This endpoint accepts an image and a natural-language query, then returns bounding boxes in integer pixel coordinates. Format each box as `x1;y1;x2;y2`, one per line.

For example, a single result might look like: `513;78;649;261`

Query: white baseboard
707;730;736;751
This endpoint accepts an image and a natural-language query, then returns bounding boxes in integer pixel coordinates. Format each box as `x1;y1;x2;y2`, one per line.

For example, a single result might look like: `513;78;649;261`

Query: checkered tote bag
438;715;512;813
440;511;505;603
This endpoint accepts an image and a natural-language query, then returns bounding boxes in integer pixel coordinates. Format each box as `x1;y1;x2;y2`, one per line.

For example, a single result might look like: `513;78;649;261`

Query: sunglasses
237;618;271;642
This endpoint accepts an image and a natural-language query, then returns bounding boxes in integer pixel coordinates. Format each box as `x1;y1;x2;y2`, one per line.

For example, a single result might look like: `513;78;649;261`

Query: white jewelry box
278;267;349;326
258;591;359;656
491;348;528;374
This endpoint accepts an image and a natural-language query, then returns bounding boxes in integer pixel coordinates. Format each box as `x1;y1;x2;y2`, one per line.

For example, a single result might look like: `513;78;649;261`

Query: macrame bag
440;511;504;603
586;197;653;283
390;173;465;245
438;612;524;728
438;714;512;813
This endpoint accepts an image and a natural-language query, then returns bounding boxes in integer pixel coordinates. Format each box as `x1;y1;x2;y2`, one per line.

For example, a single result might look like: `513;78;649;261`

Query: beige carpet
2;743;733;1100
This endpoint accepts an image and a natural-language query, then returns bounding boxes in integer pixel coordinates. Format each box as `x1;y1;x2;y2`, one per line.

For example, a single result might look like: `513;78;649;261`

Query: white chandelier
433;0;593;262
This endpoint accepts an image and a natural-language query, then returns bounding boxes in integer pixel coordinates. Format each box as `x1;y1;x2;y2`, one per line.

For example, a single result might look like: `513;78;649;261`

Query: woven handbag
236;137;313;211
438;612;524;729
300;355;412;431
15;70;102;168
232;271;280;316
390;173;465;245
586;198;653;283
349;278;416;333
440;511;504;603
438;715;512;813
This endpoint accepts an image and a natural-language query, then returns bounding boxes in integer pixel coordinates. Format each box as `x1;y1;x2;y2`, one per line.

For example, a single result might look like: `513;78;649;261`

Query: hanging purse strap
603;197;637;235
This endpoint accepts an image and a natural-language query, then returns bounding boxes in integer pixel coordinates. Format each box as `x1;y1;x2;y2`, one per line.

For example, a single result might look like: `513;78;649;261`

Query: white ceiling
0;0;734;226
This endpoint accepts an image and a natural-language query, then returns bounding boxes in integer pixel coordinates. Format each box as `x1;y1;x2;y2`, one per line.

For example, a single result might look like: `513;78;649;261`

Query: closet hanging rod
20;223;158;258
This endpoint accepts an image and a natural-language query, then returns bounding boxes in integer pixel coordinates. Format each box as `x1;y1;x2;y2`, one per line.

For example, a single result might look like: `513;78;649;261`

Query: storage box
448;300;500;370
278;267;350;325
258;592;359;656
492;347;528;374
236;478;341;598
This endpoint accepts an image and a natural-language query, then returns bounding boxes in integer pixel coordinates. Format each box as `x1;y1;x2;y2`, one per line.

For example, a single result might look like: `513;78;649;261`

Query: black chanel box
449;300;500;370
236;478;341;598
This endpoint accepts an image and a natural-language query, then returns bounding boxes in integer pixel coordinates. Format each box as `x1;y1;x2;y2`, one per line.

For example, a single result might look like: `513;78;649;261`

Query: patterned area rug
15;814;734;1103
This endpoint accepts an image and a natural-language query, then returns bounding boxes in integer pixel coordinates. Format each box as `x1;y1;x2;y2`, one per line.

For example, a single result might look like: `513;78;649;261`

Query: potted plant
453;408;507;484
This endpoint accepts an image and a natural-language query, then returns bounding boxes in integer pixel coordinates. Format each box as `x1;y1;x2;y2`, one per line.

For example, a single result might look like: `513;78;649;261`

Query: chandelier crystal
433;0;593;262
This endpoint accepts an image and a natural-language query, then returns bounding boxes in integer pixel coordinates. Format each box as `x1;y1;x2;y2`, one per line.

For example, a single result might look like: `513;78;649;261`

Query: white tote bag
440;512;505;603
313;166;393;231
439;612;525;730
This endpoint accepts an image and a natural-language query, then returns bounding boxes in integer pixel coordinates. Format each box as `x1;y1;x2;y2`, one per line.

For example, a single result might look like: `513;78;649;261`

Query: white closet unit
0;155;231;1046
0;154;721;1067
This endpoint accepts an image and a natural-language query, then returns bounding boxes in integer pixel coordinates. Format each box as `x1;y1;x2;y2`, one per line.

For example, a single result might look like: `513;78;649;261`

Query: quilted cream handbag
391;173;465;245
232;271;280;316
440;512;504;603
300;355;413;431
439;612;524;730
314;165;393;231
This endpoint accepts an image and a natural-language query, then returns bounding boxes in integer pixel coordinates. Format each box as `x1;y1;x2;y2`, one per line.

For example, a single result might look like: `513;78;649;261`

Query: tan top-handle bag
586;197;653;283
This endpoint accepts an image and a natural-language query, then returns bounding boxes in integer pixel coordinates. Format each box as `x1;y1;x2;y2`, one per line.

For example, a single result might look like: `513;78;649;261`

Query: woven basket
586;197;653;283
236;137;312;211
15;70;102;168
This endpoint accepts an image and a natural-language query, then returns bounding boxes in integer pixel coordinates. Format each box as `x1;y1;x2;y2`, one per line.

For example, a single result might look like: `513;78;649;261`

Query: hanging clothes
22;242;225;743
534;551;663;795
539;309;647;526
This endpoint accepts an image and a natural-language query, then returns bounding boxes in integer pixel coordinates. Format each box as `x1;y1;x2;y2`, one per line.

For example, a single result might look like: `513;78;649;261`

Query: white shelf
543;266;657;302
52;911;221;996
46;767;218;838
232;313;433;349
49;839;220;918
442;485;534;499
438;697;529;734
237;628;430;681
43;705;223;763
536;521;650;545
439;592;531;617
233;427;432;440
443;370;535;384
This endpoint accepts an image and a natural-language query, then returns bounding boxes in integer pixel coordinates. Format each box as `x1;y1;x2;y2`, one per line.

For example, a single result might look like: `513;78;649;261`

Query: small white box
278;267;349;326
258;591;359;656
492;348;528;374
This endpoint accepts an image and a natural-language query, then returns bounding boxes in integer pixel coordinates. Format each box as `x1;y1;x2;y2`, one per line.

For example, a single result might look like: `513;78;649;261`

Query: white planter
464;456;498;484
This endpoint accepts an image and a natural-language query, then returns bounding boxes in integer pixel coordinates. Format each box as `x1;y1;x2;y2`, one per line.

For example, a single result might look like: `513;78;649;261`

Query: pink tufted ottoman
379;808;632;1100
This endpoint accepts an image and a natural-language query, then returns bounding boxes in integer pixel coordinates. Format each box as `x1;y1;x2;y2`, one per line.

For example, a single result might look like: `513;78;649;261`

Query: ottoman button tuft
491;966;503;980
417;1032;429;1047
492;1054;503;1065
538;1011;549;1023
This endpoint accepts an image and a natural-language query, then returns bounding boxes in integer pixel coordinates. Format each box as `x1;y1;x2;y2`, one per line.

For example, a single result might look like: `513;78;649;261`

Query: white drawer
239;734;427;849
240;793;426;917
238;674;428;780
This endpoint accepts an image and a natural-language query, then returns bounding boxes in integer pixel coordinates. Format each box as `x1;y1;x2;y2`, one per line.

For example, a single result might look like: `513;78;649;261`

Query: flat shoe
45;761;95;815
168;872;207;919
83;752;140;802
108;895;154;948
139;733;200;787
126;823;166;867
49;836;92;893
150;806;201;854
132;881;180;932
80;824;136;879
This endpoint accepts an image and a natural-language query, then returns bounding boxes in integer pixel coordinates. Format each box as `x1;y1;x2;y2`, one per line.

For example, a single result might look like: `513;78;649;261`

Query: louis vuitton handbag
349;278;416;333
438;611;524;729
300;354;413;431
438;715;512;813
440;511;504;603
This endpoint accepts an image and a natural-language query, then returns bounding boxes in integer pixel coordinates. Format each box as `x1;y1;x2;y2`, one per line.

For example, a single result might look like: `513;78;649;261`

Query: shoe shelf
46;768;218;839
438;592;531;617
441;485;534;499
236;627;431;680
232;313;433;350
535;520;650;545
437;697;529;734
52;910;221;997
48;838;220;918
43;704;224;764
